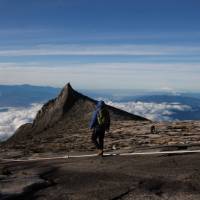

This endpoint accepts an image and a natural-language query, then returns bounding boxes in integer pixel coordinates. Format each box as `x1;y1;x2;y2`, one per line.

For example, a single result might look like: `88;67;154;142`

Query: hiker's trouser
91;127;105;150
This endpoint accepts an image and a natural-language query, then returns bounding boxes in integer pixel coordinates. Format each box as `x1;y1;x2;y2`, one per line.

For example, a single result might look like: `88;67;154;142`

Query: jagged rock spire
32;83;78;132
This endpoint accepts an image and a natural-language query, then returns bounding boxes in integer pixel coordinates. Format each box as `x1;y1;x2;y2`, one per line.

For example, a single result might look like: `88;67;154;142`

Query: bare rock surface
1;153;200;200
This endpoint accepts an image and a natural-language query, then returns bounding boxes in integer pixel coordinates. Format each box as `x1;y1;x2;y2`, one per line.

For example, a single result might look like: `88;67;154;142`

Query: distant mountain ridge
0;84;60;107
135;95;200;106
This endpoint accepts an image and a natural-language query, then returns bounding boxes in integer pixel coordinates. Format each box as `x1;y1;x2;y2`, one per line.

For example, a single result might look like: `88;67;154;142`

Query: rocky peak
32;83;79;132
57;83;77;111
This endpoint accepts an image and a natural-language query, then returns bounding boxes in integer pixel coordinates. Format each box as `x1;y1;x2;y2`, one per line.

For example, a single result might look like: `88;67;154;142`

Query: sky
0;0;200;91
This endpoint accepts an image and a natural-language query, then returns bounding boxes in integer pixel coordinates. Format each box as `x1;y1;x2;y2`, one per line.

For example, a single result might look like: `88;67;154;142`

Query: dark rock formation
2;83;147;153
32;83;80;133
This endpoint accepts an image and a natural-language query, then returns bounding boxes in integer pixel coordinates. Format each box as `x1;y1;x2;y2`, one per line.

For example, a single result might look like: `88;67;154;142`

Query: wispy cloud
0;62;200;74
0;44;200;57
0;29;200;42
0;62;200;90
0;28;48;35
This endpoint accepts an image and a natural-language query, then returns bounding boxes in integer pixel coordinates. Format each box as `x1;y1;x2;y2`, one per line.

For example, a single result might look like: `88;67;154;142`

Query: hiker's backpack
97;108;109;128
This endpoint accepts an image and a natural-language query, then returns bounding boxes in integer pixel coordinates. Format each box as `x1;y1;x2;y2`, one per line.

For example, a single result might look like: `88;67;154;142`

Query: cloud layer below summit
0;101;191;141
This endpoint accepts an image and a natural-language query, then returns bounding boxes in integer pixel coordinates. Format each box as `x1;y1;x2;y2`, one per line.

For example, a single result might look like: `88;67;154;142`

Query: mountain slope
2;83;147;153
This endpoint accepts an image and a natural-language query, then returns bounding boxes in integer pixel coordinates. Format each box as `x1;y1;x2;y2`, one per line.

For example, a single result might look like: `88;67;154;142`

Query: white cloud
106;101;191;121
0;62;200;90
0;104;42;141
0;100;192;142
0;44;200;56
160;86;181;95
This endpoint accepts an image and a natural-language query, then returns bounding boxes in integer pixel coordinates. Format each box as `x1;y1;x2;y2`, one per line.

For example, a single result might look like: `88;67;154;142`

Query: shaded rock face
32;83;80;133
3;83;147;152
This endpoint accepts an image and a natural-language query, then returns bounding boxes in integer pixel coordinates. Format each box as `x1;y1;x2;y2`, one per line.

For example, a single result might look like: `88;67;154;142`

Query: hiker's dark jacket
89;101;110;130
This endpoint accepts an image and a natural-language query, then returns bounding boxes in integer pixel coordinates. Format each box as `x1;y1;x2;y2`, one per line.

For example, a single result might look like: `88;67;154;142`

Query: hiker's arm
89;111;97;129
106;111;110;131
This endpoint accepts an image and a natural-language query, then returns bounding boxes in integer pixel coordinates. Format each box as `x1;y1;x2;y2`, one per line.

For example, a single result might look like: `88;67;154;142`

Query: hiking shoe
97;149;103;156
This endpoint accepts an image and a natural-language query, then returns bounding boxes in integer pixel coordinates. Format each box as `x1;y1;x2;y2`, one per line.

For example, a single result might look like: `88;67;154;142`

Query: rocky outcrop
32;83;80;132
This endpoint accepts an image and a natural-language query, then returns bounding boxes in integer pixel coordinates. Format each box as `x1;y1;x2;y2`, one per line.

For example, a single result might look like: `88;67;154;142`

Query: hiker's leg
98;130;105;150
91;128;100;149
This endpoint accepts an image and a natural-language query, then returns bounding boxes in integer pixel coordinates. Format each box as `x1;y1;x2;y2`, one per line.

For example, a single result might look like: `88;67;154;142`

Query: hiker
89;100;110;156
151;125;156;134
150;125;158;134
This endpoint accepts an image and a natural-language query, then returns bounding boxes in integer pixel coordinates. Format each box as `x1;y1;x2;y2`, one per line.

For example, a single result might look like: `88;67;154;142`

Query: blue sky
0;0;200;91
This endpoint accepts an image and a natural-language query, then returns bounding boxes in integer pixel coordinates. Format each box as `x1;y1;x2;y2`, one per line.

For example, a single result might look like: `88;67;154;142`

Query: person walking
89;100;110;156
